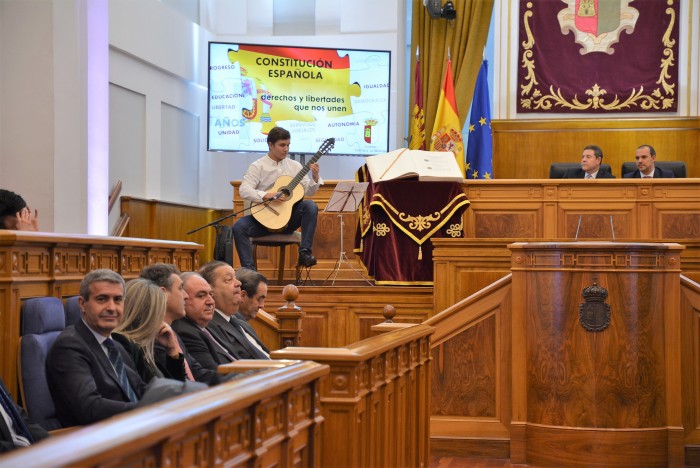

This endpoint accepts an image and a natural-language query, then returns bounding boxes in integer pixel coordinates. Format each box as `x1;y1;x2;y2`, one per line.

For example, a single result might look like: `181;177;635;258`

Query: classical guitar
253;137;335;232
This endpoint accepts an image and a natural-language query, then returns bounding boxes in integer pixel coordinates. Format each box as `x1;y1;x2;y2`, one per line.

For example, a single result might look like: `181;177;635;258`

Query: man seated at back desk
562;145;616;179
623;144;675;178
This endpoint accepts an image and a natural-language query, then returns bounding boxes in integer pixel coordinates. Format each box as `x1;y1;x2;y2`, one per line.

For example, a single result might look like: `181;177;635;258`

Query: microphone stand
186;199;275;235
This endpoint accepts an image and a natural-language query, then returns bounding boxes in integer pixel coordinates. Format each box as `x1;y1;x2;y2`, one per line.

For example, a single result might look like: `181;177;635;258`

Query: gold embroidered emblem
399;212;440;232
373;223;390;236
446;222;463;237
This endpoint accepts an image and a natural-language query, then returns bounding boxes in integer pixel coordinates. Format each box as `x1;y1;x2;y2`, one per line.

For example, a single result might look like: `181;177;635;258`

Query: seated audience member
0;377;48;452
0;189;39;231
113;278;185;383
234;268;271;359
172;272;239;371
200;261;269;360
562;145;615;179
140;264;224;385
623;144;675;178
47;269;147;426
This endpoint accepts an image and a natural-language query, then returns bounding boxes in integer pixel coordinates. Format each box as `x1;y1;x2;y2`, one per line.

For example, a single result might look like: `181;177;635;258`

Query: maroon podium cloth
354;166;469;285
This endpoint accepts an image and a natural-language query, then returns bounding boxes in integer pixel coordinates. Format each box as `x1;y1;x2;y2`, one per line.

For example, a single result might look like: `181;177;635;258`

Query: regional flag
430;59;465;177
409;49;425;150
466;60;493;179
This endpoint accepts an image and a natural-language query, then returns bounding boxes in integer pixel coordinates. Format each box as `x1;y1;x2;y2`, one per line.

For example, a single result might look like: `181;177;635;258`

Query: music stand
324;181;372;286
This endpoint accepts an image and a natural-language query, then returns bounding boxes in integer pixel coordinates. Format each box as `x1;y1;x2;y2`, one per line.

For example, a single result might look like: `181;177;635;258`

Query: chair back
549;162;613;178
19;297;65;430
621;161;687;178
64;295;81;327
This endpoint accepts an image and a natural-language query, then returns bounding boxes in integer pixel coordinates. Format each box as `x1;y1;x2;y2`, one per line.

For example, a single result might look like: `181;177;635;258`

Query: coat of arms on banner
518;0;679;113
558;0;639;55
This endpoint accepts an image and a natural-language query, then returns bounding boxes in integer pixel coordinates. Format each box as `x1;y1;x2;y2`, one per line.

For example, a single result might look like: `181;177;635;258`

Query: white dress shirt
239;155;322;203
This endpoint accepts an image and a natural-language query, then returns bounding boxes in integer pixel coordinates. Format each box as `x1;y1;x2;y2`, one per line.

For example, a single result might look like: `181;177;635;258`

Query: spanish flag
409;48;425;150
430;59;465;177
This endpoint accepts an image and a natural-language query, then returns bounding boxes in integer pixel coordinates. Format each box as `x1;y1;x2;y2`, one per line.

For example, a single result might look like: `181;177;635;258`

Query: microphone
574;215;583;241
269;192;284;201
610;215;615;241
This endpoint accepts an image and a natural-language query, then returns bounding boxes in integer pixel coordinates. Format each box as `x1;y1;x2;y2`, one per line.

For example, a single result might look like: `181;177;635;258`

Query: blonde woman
113;278;186;382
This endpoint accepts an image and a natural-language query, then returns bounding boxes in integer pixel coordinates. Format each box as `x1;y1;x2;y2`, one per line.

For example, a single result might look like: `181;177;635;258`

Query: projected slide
208;43;391;156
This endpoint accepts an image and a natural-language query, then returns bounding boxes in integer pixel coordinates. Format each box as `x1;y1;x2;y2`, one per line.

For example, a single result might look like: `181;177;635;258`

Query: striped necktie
584;173;593;179
201;327;236;361
104;338;138;403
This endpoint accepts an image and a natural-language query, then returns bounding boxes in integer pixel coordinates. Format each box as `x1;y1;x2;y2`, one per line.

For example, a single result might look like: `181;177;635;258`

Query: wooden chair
251;232;302;285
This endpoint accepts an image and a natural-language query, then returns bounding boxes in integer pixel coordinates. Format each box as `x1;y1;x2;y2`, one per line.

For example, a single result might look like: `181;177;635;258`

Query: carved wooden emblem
579;282;610;332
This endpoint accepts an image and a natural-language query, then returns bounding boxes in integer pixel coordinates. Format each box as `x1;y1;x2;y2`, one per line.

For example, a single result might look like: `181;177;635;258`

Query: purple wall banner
518;0;679;114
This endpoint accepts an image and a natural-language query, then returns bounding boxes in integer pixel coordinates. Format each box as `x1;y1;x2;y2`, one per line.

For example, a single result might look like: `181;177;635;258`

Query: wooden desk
432;179;700;311
0;231;201;396
464;178;699;240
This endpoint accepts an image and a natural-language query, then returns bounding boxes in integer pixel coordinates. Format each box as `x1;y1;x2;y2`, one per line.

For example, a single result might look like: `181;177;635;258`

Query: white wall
107;0;406;236
0;0;58;230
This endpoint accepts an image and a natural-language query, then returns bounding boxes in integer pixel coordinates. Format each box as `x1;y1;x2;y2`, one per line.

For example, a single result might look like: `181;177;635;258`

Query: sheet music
325;181;369;213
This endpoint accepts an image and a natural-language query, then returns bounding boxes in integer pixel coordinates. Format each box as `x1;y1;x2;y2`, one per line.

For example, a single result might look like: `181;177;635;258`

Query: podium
508;242;684;466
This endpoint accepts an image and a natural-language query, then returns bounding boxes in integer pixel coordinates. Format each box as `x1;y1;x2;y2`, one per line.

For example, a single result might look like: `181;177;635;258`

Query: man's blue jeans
232;199;318;269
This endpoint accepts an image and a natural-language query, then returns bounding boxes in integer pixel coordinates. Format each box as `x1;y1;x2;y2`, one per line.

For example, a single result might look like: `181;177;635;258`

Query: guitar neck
285;143;330;191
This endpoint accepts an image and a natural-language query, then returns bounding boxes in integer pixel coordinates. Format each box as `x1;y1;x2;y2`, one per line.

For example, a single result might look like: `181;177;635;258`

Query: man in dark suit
234;268;271;358
0;377;48;452
200;261;269;360
172;272;239;371
46;269;147;427
140;263;223;385
562;145;616;179
623;144;675;179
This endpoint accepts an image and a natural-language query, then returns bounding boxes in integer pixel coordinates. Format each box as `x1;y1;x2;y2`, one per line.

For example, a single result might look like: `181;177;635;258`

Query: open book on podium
365;148;464;182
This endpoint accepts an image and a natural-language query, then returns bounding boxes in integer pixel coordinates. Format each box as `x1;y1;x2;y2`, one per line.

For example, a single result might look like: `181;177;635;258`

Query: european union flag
466;60;493;179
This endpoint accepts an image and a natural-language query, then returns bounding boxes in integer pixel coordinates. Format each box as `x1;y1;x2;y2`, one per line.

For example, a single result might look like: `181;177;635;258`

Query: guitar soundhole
280;187;291;197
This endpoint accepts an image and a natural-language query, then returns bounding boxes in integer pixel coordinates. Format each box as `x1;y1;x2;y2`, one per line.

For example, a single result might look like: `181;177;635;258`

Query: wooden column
509;242;684;467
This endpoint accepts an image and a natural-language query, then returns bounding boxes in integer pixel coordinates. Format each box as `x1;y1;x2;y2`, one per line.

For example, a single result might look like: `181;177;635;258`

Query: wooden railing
272;324;435;468
0;361;329;467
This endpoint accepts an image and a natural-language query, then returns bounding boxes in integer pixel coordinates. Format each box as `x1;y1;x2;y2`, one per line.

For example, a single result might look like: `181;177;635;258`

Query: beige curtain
410;0;494;138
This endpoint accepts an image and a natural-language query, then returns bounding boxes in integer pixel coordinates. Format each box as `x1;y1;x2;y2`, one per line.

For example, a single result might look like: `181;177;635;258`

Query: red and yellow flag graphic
409;52;425;150
430;59;465;177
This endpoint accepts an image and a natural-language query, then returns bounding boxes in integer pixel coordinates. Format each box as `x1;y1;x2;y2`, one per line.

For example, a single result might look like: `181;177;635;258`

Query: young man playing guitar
233;126;322;269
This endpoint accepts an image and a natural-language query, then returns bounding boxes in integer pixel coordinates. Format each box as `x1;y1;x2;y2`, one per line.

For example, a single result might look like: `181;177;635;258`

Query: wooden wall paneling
491;118;700;180
120;196;232;264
